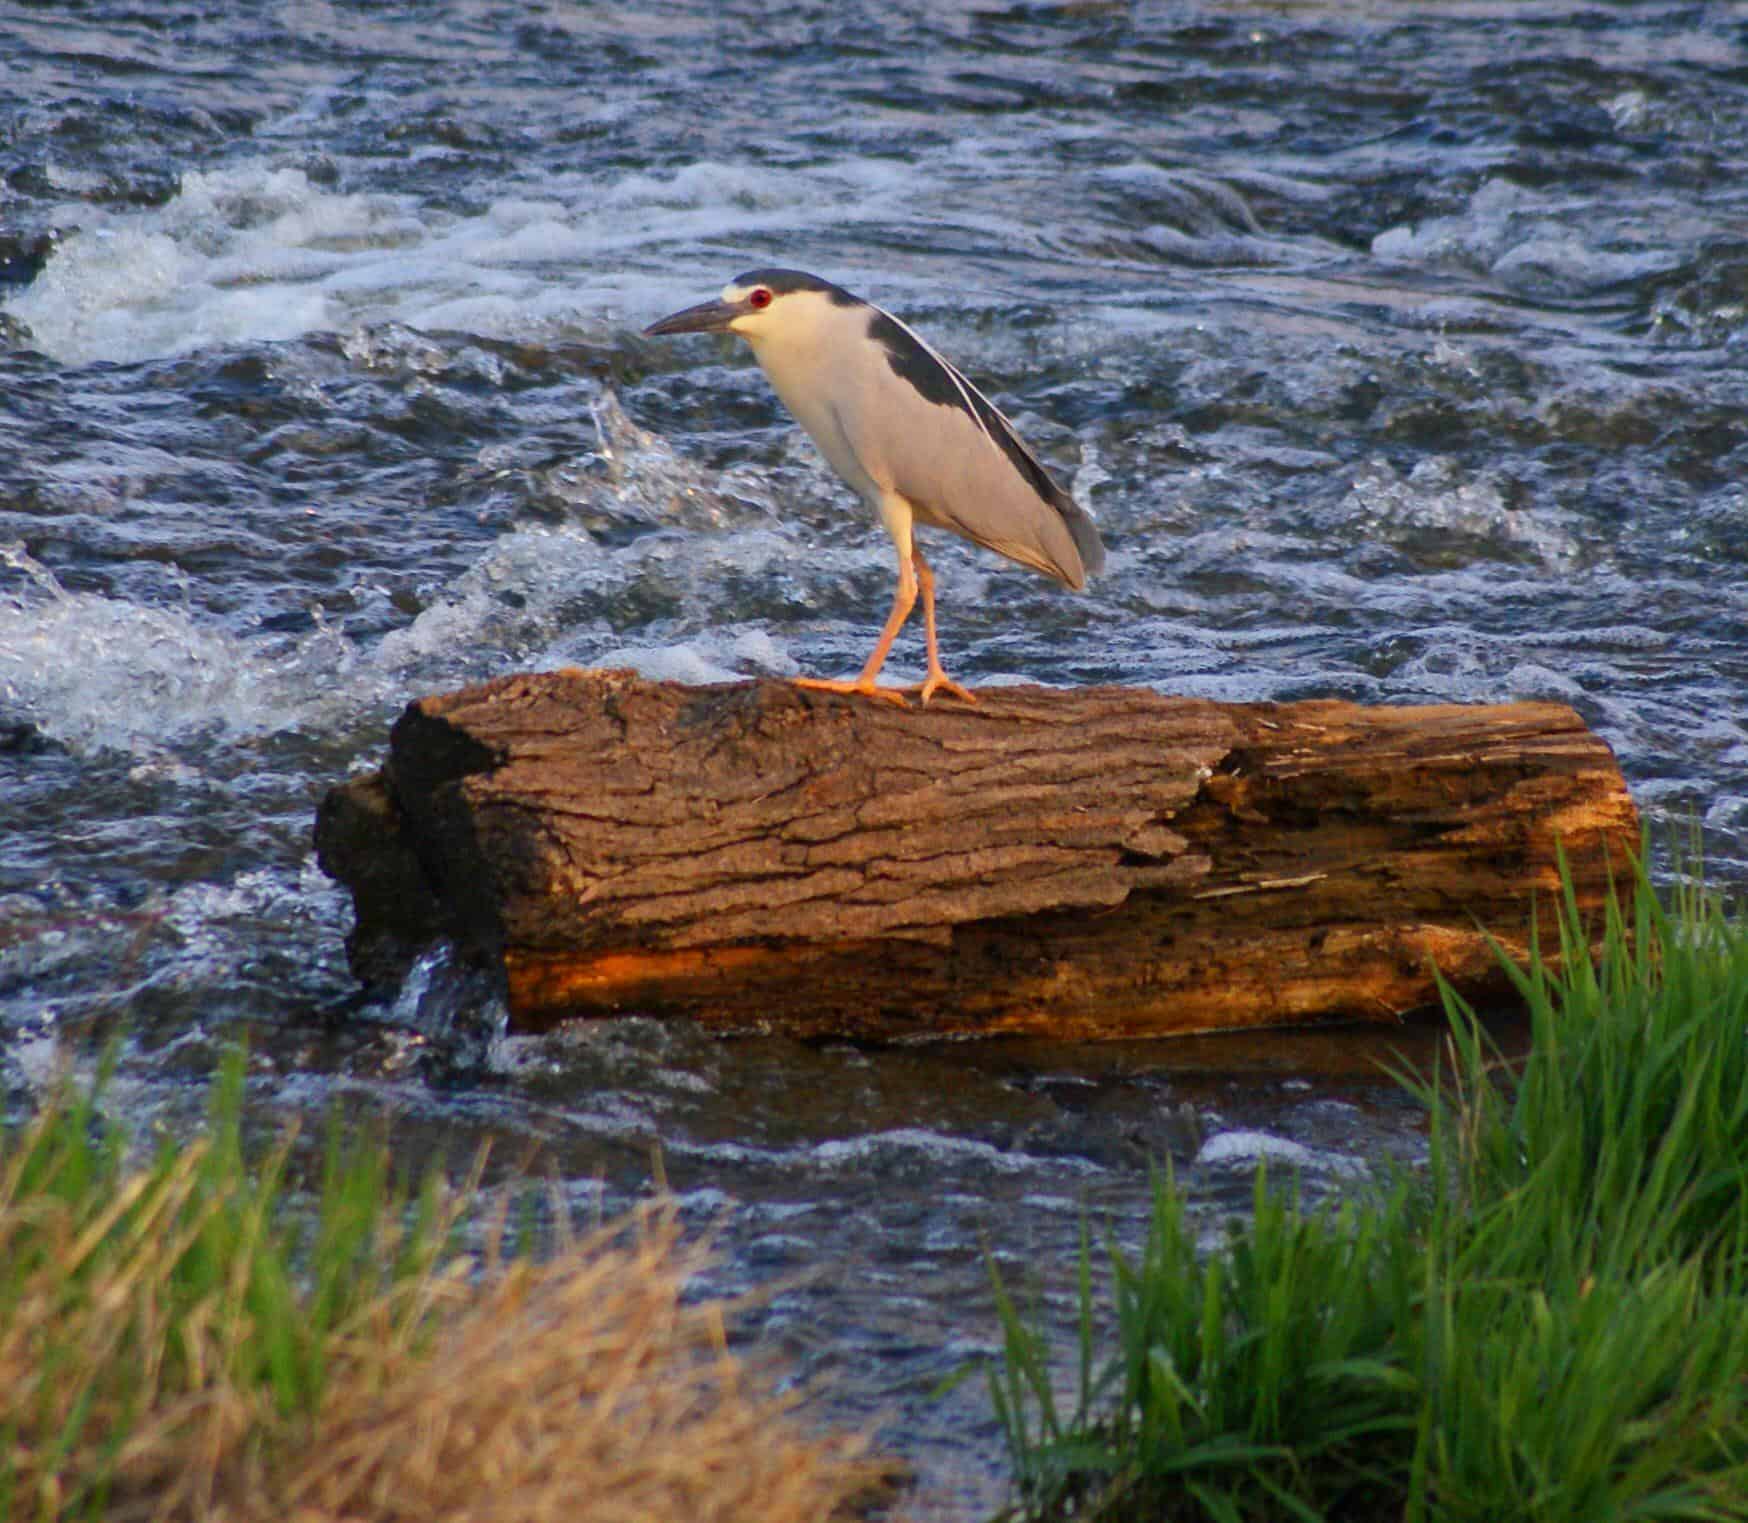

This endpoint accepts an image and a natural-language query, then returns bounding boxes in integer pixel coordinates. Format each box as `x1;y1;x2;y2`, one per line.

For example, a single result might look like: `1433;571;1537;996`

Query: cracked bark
314;668;1641;1040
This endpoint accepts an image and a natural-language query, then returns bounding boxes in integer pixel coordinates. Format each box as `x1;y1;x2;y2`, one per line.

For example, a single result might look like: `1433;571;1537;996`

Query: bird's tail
1062;500;1106;587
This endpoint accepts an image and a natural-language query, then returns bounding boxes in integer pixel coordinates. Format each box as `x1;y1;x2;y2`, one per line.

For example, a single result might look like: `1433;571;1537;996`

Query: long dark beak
643;298;739;337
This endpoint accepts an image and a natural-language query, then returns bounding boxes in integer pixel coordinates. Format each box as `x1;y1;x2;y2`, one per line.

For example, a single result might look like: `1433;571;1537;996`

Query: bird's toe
916;673;978;706
792;676;911;708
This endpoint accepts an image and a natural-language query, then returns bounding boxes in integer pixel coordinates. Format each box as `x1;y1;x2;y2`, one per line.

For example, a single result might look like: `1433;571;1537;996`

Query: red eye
748;287;772;310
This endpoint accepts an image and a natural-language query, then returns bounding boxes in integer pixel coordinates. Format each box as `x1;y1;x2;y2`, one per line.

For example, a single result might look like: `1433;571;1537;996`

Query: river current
3;3;1746;1514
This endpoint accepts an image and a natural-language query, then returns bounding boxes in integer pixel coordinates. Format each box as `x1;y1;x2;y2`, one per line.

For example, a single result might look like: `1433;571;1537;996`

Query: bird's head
644;268;856;346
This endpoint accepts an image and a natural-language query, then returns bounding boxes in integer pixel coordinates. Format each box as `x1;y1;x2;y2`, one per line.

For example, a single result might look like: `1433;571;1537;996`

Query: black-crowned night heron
644;268;1104;706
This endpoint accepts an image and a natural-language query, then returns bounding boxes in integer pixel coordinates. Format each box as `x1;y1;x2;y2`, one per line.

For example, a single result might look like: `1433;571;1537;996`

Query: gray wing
850;306;1105;589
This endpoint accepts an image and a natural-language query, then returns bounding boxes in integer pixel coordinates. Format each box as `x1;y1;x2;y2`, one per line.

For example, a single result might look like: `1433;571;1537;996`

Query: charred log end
316;676;557;987
312;771;447;991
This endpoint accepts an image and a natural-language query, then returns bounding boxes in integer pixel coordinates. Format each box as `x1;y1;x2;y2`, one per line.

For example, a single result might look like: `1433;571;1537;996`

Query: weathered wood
314;668;1640;1040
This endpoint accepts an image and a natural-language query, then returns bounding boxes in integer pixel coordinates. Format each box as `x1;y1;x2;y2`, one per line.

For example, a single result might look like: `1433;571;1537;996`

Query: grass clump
0;1052;886;1523
1433;866;1748;1280
989;857;1748;1522
991;1174;1421;1521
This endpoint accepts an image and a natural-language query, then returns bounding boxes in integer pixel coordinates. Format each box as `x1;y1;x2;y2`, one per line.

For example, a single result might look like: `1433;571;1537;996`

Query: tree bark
314;668;1641;1040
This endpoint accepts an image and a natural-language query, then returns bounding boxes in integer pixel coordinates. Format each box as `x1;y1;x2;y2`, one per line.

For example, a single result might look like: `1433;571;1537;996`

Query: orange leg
792;549;917;706
912;550;976;706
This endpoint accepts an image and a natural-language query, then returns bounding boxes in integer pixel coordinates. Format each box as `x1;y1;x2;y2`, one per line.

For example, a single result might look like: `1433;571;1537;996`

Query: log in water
315;668;1640;1040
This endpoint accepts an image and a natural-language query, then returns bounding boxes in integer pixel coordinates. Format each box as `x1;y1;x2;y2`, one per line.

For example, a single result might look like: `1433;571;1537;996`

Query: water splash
0;543;366;753
1372;177;1684;300
2;157;939;367
1343;458;1583;569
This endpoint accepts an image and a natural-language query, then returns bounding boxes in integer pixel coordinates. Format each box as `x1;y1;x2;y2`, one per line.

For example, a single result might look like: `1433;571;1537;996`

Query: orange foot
792;676;910;707
916;671;977;706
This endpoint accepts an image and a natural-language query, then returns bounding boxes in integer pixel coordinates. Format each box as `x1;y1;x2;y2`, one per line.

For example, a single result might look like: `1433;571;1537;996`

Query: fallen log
314;669;1640;1041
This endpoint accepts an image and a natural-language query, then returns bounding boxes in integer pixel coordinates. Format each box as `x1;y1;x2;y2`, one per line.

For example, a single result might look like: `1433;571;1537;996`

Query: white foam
591;628;798;685
1344;456;1582;568
1371;176;1682;297
372;520;806;693
0;429;813;759
682;1128;1106;1175
2;157;929;367
6;168;376;365
1195;1130;1369;1178
373;527;610;675
0;543;370;753
1505;662;1588;704
813;1128;1105;1175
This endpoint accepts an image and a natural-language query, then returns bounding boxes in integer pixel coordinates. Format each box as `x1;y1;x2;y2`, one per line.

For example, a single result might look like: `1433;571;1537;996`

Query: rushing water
4;1;1748;1513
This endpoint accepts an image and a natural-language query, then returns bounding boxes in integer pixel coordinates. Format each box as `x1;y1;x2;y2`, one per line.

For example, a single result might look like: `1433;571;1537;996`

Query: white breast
743;297;887;509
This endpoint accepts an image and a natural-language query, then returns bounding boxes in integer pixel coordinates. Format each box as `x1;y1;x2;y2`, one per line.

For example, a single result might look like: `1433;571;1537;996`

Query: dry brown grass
261;1210;891;1523
1;1104;894;1523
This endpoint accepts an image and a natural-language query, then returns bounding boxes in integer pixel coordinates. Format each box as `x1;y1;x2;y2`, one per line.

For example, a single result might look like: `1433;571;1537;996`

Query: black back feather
866;309;1083;525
